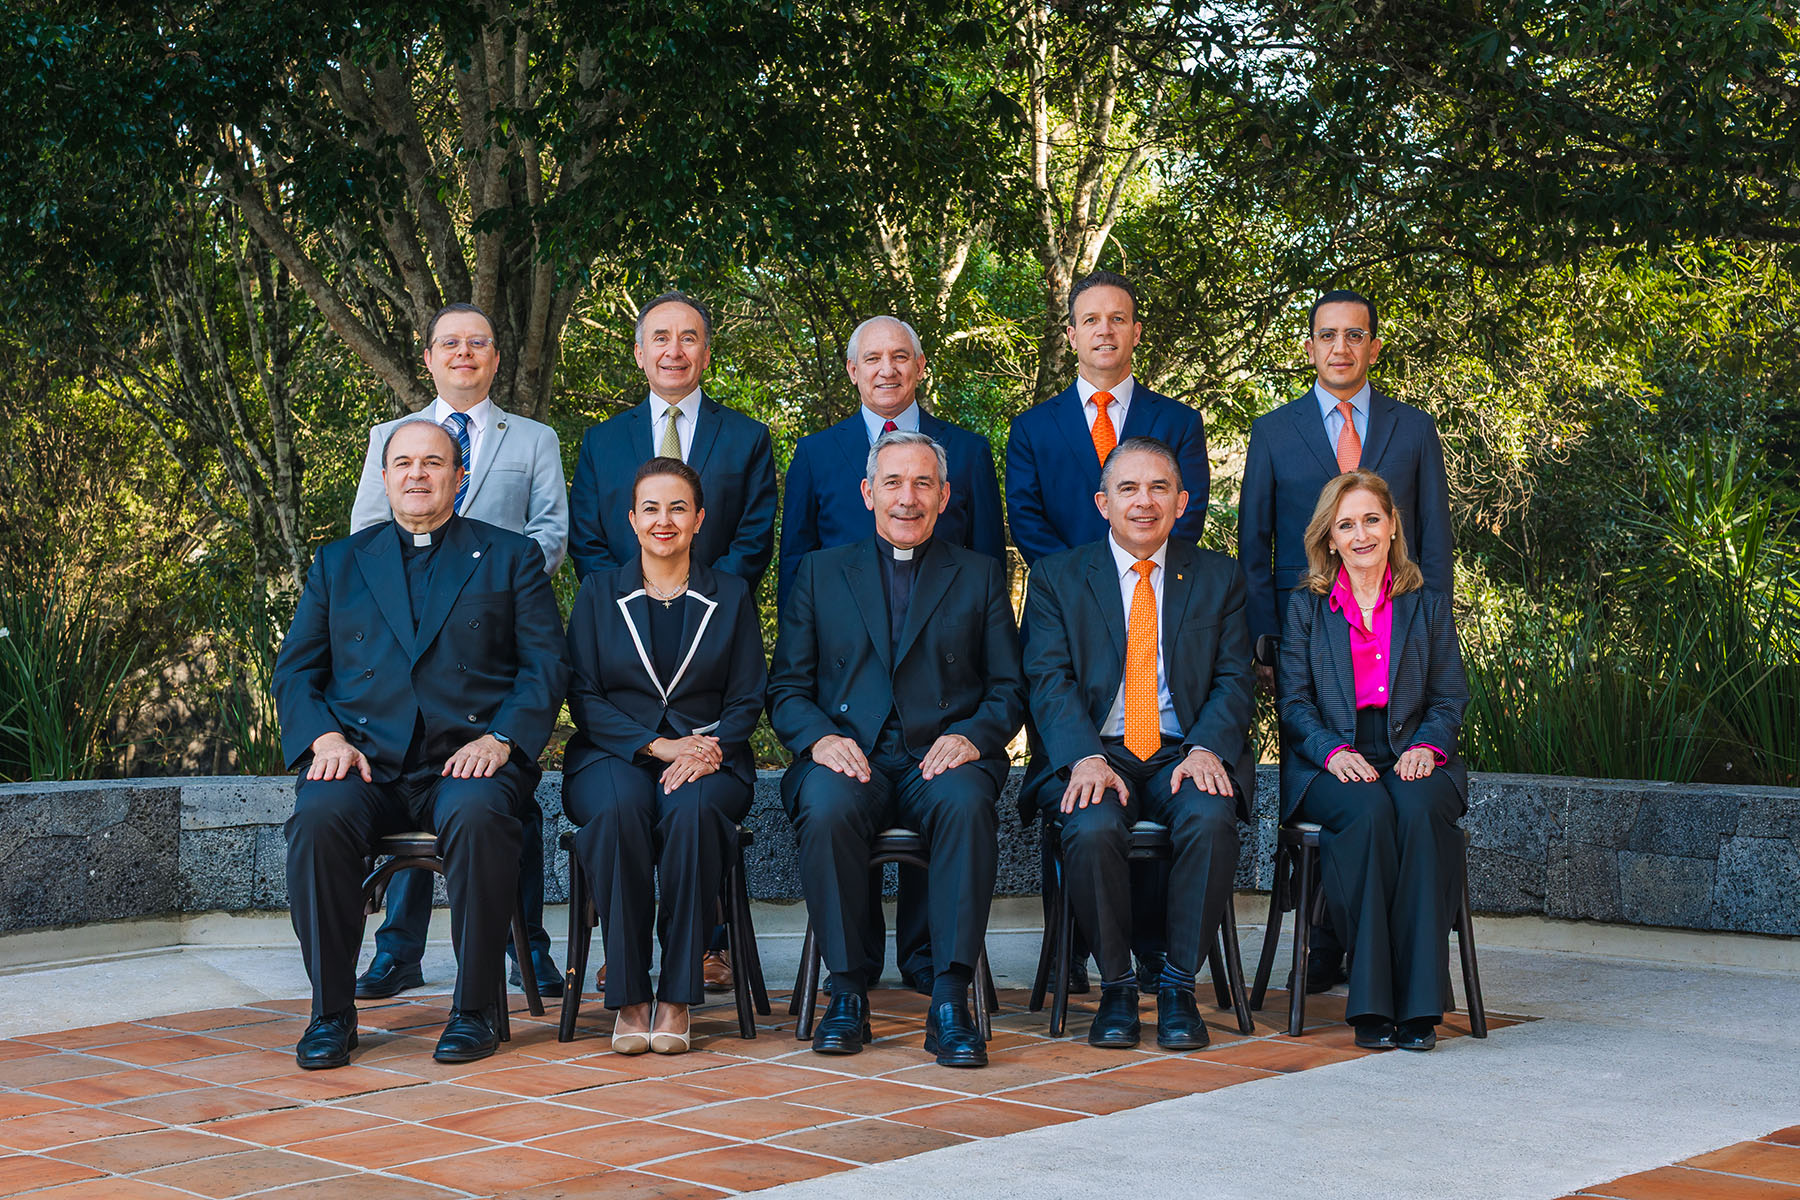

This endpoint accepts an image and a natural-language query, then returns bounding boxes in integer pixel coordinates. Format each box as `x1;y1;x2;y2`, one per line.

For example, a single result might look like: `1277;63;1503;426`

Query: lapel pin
1176;574;1183;580
472;551;481;559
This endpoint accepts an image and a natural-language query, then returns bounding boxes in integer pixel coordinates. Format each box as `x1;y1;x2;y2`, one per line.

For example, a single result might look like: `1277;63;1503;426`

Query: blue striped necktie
443;411;471;513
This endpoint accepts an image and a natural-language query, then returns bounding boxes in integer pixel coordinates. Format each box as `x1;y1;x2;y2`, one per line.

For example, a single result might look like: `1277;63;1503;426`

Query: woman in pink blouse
1277;470;1469;1052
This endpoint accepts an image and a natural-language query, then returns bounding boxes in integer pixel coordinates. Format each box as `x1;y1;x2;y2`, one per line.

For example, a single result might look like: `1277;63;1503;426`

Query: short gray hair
846;315;923;362
634;291;713;346
382;417;464;469
1100;435;1182;493
864;430;948;488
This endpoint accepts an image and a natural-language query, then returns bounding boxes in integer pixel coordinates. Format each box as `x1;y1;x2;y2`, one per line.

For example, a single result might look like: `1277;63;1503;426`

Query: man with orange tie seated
1020;437;1255;1050
1238;288;1454;993
1006;271;1211;992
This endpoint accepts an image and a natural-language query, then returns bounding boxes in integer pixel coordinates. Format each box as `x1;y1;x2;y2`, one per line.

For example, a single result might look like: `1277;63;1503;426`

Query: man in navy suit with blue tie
779;315;1006;992
1007;270;1211;991
1238;288;1453;991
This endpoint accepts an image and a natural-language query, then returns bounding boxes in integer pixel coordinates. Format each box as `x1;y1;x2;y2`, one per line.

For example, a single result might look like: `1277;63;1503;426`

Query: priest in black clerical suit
274;419;569;1071
769;430;1025;1069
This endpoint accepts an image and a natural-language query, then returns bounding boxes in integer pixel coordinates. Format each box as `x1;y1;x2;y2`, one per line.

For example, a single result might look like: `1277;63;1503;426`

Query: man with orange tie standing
1238;288;1453;992
1020;438;1255;1049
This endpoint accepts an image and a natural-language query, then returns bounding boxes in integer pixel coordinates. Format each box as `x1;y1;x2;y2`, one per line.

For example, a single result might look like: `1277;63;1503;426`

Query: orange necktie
1124;559;1160;760
1335;400;1361;473
1091;390;1118;465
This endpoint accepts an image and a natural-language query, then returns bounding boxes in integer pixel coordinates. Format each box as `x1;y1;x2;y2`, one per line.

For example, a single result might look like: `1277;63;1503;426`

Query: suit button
469;619;480;629
353;632;364;641
945;653;956;664
1393;722;1404;731
358;717;368;725
467;714;479;723
363;669;374;679
938;700;950;709
835;657;846;667
458;663;467;672
839;703;849;712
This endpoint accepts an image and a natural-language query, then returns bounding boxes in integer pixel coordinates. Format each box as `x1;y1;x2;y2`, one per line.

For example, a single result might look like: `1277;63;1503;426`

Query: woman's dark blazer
563;559;766;789
1276;584;1470;820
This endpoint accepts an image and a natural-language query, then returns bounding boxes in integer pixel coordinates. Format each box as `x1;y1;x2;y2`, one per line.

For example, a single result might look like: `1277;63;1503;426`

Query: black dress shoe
1155;986;1210;1051
1352;1018;1397;1050
1135;952;1167;992
811;990;870;1055
1087;985;1141;1049
355;953;425;1000
296;1008;358;1070
1285;954;1346;996
508;963;565;999
433;1008;500;1063
924;1001;987;1068
1395;1018;1437;1052
1066;959;1092;995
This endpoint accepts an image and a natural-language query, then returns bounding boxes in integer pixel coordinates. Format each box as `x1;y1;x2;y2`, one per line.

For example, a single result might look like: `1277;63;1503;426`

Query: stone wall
3;769;1796;939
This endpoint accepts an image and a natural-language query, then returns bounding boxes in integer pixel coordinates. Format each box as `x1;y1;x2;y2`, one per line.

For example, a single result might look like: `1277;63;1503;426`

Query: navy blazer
562;560;766;789
1238;388;1453;646
567;394;779;587
1277;585;1470;820
778;410;1005;612
1005;382;1211;568
272;516;570;781
1019;539;1257;821
768;537;1026;806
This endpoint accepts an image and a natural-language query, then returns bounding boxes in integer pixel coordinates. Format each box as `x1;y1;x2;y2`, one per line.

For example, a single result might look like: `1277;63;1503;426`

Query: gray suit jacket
351;407;569;575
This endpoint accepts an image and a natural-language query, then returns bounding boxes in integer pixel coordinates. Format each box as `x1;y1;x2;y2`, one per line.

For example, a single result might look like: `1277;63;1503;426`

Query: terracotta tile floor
0;987;1522;1199
1561;1129;1800;1199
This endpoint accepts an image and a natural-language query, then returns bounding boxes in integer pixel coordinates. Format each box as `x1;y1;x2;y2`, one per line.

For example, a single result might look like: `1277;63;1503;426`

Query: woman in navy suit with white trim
563;458;766;1055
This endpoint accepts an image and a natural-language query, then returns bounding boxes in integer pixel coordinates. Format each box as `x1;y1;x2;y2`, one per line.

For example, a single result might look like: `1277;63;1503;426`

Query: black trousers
789;732;999;992
1296;708;1464;1024
563;757;751;1009
285;761;526;1017
1055;739;1238;985
370;797;552;975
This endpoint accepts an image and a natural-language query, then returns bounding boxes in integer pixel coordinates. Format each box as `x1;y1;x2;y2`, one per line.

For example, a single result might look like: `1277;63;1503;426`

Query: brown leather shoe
702;950;733;993
595;962;606;990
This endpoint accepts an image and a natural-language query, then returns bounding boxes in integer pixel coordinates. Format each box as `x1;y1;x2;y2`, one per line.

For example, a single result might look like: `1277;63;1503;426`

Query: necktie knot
1093;390;1114;410
1131;559;1155;582
881;419;898;434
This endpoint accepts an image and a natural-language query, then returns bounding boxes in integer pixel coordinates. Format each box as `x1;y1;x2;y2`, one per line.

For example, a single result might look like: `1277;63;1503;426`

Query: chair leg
1029;828;1057;1013
558;849;590;1043
1049;852;1073;1038
794;924;821;1041
1218;905;1256;1035
1250;842;1291;1012
511;906;544;1018
1207;928;1233;1010
974;947;993;1041
730;840;772;1017
1456;858;1488;1038
724;857;756;1040
1287;844;1315;1037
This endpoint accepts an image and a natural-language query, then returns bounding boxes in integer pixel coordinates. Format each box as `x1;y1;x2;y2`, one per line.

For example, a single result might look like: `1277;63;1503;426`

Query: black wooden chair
789;828;1000;1041
360;831;543;1043
556;827;770;1042
1028;819;1256;1038
1249;820;1488;1039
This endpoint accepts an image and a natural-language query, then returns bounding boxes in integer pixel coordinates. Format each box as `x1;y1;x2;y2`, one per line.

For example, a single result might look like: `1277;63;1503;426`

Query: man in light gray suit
347;302;569;1001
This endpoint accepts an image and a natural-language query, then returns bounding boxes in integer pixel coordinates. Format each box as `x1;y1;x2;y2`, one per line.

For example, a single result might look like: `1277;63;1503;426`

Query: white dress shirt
651;388;703;461
429;396;494;476
860;400;921;443
1076;373;1137;436
1100;533;1182;739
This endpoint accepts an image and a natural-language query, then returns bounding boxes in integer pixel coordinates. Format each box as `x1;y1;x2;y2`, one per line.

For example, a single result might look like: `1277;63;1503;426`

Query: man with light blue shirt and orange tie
1238;287;1454;992
348;302;570;1004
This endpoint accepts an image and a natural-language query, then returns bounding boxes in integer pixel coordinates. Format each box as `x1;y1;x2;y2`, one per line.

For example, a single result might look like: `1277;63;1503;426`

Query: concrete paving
1;900;1794;1200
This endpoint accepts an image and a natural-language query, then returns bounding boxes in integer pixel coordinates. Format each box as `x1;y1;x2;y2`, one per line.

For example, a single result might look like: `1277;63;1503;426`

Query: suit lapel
1084;544;1127;665
355;530;414;650
1360;389;1399;470
1050;387;1103;491
460;407;507;510
1284;391;1340;478
846;540;891;672
666;565;720;698
832;414;869;473
1387;588;1419;700
1160;542;1197;666
1322;598;1358;721
687;395;725;475
1118;385;1156;439
412;518;483;664
893;540;958;666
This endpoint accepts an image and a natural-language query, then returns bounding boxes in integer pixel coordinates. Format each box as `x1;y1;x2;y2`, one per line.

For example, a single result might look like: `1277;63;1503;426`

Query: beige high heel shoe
649;1002;690;1055
611;1003;651;1056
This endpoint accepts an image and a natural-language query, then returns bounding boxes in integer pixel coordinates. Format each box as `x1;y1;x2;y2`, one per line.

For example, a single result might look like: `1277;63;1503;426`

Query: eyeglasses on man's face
1309;328;1370;347
431;336;494;352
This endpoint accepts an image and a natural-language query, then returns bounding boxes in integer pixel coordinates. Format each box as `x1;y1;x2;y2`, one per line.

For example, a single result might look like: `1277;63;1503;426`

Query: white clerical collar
879;536;922;561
